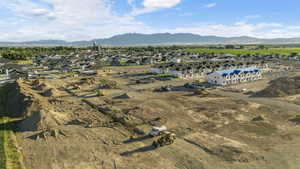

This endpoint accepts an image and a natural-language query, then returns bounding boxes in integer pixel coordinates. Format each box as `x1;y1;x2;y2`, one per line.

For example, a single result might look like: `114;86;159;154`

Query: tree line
0;47;82;60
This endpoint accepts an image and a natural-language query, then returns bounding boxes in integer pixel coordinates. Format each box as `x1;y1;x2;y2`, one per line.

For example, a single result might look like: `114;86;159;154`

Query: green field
185;48;300;55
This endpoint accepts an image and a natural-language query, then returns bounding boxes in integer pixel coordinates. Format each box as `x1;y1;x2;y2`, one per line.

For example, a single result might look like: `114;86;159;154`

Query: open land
0;46;300;169
10;66;300;169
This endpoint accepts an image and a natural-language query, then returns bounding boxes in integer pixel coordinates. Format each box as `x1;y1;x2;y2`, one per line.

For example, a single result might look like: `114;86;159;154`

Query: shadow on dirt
123;135;152;144
0;119;23;132
120;145;156;156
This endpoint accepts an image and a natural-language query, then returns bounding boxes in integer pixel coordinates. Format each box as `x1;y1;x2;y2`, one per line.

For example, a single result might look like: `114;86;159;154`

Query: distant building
170;58;181;63
207;67;262;85
151;61;267;80
92;42;102;52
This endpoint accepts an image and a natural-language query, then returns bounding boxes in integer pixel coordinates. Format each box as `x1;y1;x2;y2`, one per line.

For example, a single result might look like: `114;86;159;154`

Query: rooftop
215;67;260;76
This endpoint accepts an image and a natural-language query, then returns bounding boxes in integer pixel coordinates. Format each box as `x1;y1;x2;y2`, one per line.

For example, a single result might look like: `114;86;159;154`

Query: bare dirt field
7;66;300;169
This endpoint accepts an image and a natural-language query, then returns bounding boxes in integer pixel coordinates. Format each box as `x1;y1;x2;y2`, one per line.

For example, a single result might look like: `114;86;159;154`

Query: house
207;67;262;86
170;58;181;63
151;61;267;80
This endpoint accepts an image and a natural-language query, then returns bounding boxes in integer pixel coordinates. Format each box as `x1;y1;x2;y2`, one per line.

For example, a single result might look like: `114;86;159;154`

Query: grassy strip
0;118;7;169
14;60;33;65
0;117;26;169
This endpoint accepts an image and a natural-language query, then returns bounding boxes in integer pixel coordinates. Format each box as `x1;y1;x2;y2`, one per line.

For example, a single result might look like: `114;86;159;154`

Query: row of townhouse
207;67;262;86
151;61;269;80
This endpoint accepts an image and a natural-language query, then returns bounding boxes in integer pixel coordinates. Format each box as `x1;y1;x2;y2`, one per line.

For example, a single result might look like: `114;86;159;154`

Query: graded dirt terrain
253;76;300;97
2;66;300;169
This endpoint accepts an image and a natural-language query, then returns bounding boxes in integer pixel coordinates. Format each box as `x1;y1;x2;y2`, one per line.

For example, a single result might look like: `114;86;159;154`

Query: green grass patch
171;78;181;81
0;120;7;169
0;118;26;169
156;73;172;77
185;48;300;56
289;115;300;124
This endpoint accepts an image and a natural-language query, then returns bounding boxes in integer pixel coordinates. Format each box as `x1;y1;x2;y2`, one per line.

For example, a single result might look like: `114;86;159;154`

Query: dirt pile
34;83;47;91
41;88;54;97
114;93;131;99
80;77;96;85
32;128;67;140
14;80;77;131
99;79;118;89
0;82;30;118
184;131;264;163
210;145;263;162
98;105;144;128
253;76;300;97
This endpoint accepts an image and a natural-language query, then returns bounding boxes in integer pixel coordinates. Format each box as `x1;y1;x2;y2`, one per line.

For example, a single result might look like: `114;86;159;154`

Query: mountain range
1;33;300;46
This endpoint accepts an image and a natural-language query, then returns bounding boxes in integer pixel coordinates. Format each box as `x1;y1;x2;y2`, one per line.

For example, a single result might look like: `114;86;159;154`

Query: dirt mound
211;145;263;162
99;79;118;89
18;106;66;131
30;128;67;140
253;76;300;97
0;82;30;118
31;79;40;87
34;83;47;91
184;131;264;163
80;77;96;85
41;88;54;97
114;93;131;99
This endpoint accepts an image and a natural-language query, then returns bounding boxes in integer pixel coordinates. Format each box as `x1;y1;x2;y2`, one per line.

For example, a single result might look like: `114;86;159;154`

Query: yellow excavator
152;131;176;148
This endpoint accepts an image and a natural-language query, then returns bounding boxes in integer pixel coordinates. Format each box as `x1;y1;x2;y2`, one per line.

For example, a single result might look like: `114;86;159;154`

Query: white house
170;58;181;63
207;67;262;86
150;67;162;74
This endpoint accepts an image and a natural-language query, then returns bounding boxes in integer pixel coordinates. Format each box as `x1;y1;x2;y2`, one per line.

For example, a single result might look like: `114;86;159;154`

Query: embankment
0;83;26;169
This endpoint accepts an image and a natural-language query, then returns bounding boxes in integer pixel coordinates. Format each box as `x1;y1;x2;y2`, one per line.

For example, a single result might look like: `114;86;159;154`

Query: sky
1;0;300;41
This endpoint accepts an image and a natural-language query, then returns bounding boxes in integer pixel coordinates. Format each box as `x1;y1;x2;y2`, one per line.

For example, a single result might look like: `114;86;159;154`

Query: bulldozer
193;88;209;97
152;131;176;148
97;90;105;96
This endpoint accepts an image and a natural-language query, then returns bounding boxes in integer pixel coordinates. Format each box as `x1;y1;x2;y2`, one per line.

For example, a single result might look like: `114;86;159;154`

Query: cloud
1;0;300;41
160;22;294;38
204;2;217;8
31;8;51;16
182;12;193;16
0;0;152;41
127;0;135;4
245;14;261;19
1;0;52;18
131;0;181;16
143;0;181;8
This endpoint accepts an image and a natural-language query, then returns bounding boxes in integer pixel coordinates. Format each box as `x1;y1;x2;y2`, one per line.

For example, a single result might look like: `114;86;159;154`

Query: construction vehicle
149;125;167;136
152;131;176;148
193;88;209;97
97;90;105;96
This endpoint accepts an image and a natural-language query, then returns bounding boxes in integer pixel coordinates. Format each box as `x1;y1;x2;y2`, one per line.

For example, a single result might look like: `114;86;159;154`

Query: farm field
186;48;300;55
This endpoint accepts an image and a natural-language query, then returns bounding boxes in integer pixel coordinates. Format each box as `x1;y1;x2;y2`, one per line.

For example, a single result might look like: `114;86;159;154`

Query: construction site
0;64;299;169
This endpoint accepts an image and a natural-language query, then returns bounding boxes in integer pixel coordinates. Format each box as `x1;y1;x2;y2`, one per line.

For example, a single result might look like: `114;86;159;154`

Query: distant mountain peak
1;33;300;46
